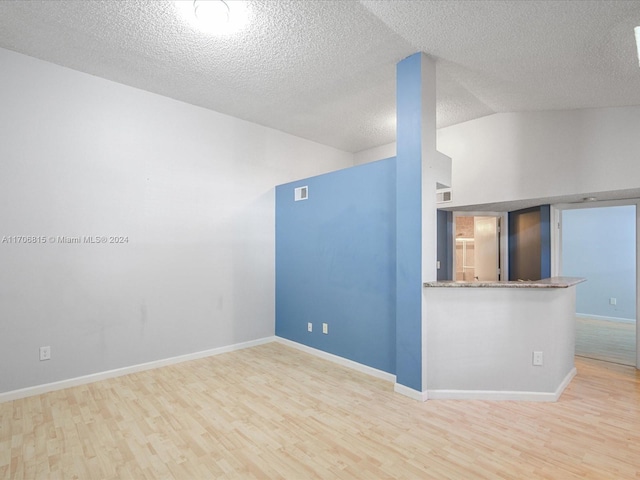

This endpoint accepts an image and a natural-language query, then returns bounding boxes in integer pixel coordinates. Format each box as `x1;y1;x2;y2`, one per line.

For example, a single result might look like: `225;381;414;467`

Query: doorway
453;213;505;281
557;203;637;367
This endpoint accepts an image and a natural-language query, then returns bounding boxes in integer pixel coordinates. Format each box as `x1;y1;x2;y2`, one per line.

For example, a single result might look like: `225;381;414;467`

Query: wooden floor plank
576;316;636;366
1;342;640;479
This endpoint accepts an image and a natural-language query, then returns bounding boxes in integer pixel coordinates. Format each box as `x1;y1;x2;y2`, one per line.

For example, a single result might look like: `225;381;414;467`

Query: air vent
294;186;308;201
436;188;452;203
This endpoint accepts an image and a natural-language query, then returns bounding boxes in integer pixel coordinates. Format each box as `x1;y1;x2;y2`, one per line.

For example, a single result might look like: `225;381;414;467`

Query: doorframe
452;211;509;281
551;199;639;369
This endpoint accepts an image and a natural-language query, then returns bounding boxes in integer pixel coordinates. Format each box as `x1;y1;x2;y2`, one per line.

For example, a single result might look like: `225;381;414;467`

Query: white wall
356;106;640;208
354;142;395;165
439;108;640;208
0;48;353;395
425;286;576;399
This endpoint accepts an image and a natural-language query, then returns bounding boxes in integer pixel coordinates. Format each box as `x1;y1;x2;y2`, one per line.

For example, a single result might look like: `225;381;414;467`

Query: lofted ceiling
0;0;639;153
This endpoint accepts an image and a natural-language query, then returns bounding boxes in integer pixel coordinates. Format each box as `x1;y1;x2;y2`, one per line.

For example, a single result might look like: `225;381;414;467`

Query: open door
558;203;637;368
454;215;501;281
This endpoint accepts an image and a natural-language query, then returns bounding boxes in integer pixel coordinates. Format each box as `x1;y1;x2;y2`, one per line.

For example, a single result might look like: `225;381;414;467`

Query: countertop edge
423;277;587;289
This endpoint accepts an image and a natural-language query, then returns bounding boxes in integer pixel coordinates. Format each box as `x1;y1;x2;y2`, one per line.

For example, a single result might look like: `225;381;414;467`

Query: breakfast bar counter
424;276;585;289
422;277;585;401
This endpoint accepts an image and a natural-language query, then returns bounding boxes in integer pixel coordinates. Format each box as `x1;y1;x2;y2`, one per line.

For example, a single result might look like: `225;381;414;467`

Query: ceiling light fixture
635;26;640;67
193;0;229;28
174;0;249;35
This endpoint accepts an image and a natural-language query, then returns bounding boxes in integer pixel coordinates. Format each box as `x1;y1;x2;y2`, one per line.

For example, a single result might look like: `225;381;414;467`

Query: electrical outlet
610;297;617;305
322;323;328;334
307;322;312;332
39;346;51;361
532;351;543;366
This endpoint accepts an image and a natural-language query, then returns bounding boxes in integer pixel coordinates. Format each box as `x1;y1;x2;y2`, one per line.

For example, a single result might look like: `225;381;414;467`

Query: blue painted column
395;53;438;397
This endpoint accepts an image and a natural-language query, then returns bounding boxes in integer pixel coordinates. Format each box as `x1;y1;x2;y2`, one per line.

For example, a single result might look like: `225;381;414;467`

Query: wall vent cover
436;188;452;203
294;186;308;201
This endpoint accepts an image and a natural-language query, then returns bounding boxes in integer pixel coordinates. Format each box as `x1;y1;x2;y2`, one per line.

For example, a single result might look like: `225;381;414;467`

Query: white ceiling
0;0;639;153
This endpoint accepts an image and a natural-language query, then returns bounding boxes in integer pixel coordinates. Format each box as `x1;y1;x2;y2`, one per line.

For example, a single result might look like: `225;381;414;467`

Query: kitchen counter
424;276;585;288
423;276;585;401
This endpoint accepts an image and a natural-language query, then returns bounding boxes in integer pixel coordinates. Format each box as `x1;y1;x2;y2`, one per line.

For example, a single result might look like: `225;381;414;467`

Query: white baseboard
426;389;556;402
0;336;275;404
576;313;636;324
554;366;578;400
275;338;430;401
426;367;577;402
394;383;428;402
2;337;580;405
274;337;396;383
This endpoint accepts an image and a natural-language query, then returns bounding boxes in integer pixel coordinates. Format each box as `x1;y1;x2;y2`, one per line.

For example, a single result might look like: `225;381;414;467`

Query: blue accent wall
562;205;636;321
276;52;434;391
275;158;397;373
395;53;425;391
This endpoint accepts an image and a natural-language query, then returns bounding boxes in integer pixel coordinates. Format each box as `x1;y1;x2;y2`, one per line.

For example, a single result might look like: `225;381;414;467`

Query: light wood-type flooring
2;342;640;479
576;316;636;366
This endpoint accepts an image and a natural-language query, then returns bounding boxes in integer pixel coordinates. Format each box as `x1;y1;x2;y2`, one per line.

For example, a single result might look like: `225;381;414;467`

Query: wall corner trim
0;336;276;404
393;383;428;402
274;337;396;383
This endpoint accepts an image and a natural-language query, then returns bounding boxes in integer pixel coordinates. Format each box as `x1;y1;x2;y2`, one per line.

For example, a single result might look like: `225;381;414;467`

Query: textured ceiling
0;0;639;153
